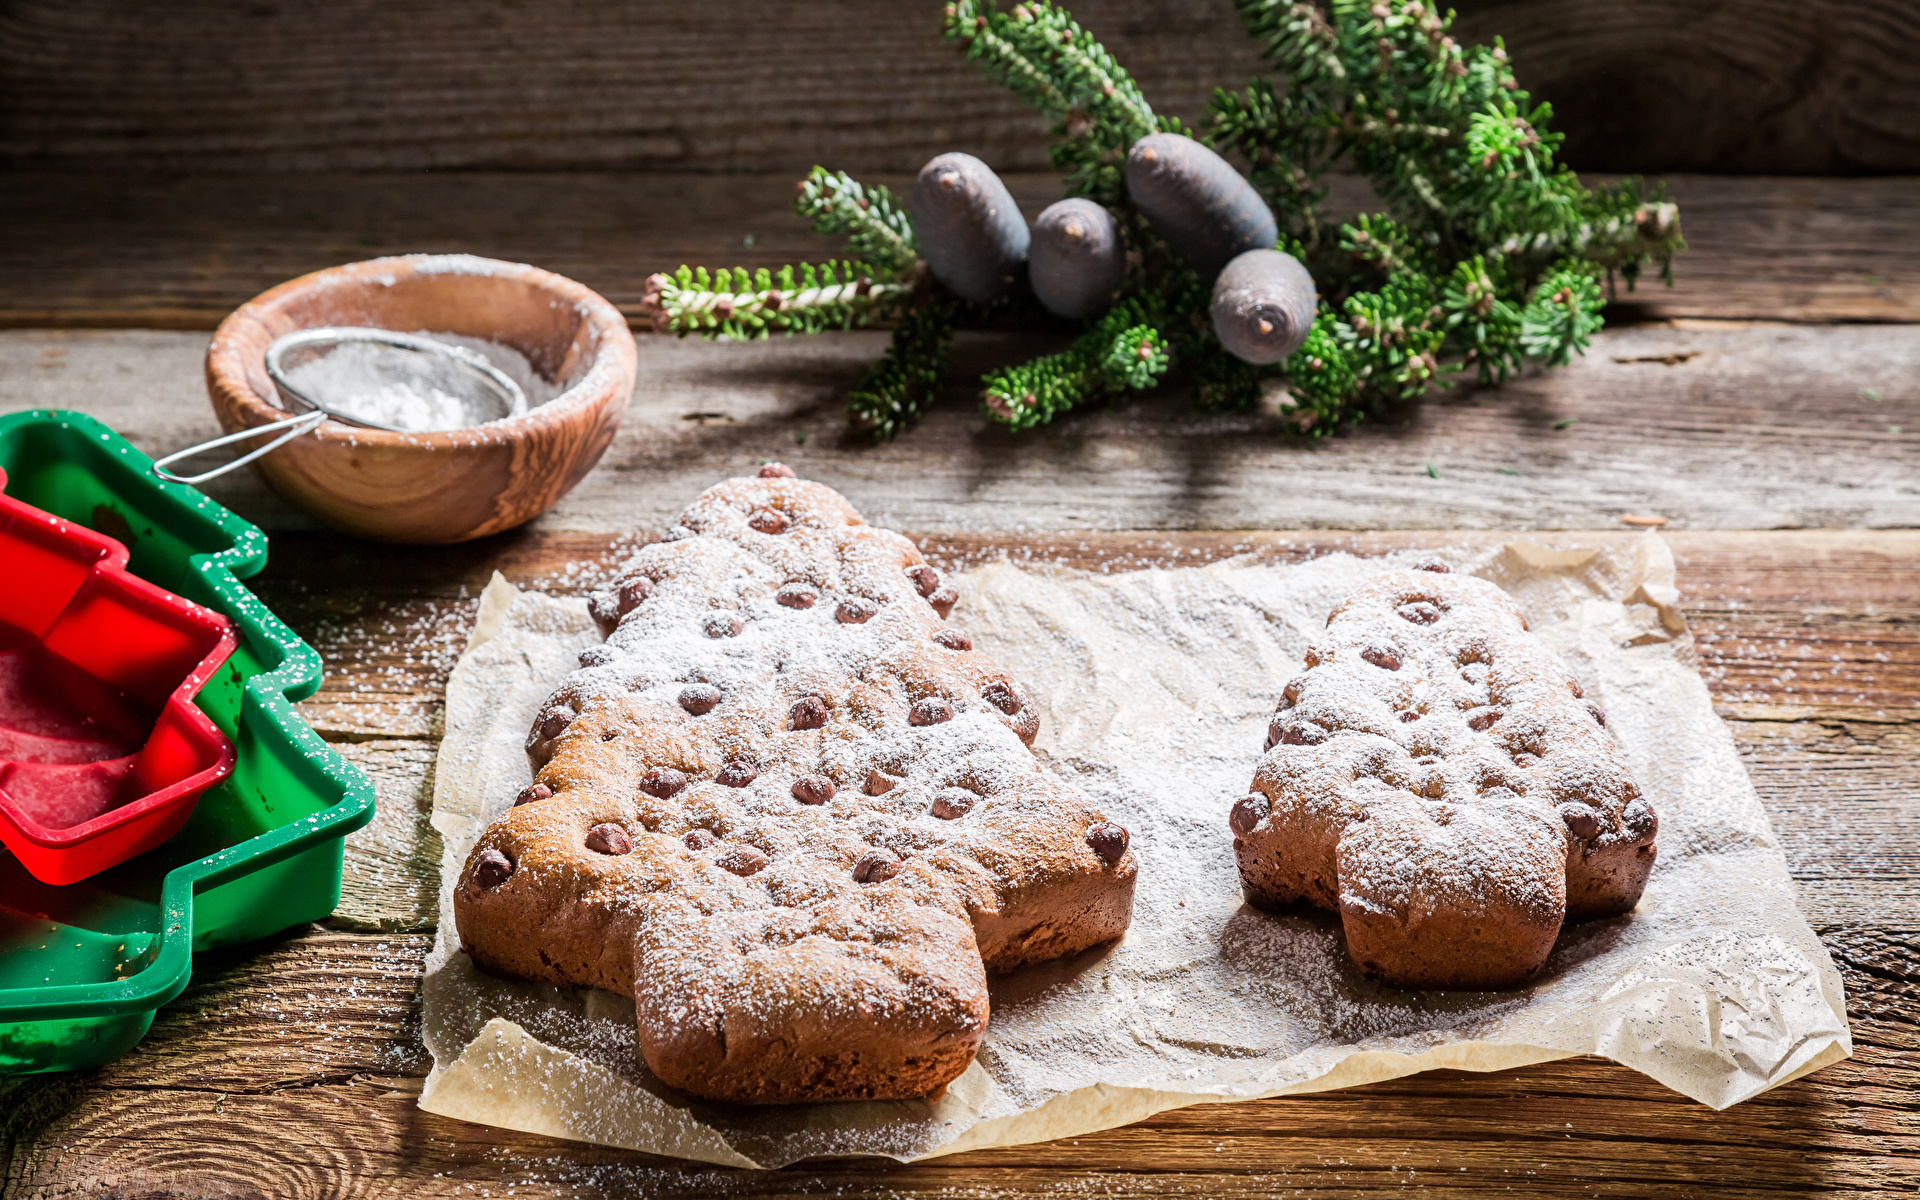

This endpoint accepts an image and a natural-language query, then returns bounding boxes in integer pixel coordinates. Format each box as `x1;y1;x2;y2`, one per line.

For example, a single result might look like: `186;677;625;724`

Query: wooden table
1;172;1917;1196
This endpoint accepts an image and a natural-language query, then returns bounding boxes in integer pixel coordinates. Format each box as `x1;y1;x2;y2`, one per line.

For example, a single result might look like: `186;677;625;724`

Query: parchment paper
418;535;1851;1166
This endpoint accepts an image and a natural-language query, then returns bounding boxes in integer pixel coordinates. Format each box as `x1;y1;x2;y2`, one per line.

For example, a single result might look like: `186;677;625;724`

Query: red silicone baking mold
0;468;236;884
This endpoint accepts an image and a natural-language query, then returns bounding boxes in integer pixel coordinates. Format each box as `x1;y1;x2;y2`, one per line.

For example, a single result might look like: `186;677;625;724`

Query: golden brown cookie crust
455;468;1136;1103
1231;561;1657;990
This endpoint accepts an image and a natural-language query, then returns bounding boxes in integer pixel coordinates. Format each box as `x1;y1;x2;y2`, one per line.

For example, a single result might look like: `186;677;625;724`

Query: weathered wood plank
3;321;1917;535
0;174;1913;329
330;741;443;934
2;0;1914;176
0;925;1912;1198
1449;0;1920;176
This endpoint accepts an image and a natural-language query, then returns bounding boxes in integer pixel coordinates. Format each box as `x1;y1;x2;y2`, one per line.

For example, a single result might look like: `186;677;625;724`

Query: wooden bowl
205;254;635;543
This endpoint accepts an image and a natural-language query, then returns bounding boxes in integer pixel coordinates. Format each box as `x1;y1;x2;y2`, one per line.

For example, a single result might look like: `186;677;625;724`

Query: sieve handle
151;408;330;486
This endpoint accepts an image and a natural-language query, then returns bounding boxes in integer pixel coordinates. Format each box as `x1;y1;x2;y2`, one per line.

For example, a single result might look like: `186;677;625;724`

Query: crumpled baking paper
418;535;1850;1165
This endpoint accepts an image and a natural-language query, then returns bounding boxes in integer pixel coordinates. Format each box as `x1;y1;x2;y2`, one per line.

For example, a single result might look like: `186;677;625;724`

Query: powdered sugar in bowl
204;254;636;543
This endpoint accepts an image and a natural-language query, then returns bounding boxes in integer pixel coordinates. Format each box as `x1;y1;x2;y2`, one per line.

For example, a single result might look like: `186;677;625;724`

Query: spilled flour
419;535;1850;1166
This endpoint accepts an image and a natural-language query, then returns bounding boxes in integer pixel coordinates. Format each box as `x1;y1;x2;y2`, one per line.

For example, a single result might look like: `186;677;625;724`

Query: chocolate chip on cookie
514;782;553;807
836;597;877;624
930;788;977;819
792;773;836;805
776;583;818;609
640;767;688;799
1085;823;1130;864
909;697;955;726
749;507;789;535
1397;600;1442;625
853;847;903;883
586;823;633;856
718;845;771;876
618;577;653;612
1361;644;1402;671
907;565;941;597
716;760;759;788
1229;793;1270;836
981;682;1021;715
790;695;829;730
472;848;514;889
539;707;574;740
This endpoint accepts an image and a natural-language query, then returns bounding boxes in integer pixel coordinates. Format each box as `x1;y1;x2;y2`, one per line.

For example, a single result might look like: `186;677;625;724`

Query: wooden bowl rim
205;253;635;449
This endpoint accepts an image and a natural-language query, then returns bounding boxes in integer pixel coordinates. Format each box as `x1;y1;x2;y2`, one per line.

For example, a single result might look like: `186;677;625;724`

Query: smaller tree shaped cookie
1230;560;1657;989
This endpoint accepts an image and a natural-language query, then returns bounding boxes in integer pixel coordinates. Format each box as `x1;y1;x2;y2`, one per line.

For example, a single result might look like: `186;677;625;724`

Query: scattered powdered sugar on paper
419;537;1850;1167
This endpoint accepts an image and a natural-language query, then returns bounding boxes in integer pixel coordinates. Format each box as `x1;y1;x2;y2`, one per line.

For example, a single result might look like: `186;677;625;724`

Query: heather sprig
640;262;910;339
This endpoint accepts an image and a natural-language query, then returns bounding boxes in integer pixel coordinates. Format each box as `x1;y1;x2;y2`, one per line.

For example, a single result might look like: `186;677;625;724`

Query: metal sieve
152;327;530;486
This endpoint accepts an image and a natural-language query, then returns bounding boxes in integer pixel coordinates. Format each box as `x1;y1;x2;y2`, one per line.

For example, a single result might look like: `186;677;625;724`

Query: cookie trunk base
975;856;1137;973
641;1021;984;1105
1566;840;1657;922
1339;904;1560;991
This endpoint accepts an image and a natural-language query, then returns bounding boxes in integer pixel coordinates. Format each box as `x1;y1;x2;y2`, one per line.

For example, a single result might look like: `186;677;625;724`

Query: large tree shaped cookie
455;467;1136;1103
1230;561;1658;989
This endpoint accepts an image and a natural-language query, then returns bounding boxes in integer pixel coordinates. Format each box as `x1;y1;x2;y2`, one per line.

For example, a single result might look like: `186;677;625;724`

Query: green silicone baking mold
0;410;376;1074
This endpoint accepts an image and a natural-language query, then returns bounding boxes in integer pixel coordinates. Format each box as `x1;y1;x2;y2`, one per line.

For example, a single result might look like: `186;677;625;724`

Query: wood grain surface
3;317;1916;538
2;0;1915;175
2;173;1915;329
1;528;1915;1198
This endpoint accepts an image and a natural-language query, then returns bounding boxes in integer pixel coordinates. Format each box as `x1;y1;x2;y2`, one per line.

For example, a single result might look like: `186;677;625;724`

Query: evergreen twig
640;262;910;339
643;0;1684;441
792;168;920;279
981;297;1172;431
847;295;960;441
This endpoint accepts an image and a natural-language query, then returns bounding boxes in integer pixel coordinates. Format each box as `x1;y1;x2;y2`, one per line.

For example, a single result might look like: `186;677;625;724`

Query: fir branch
1339;214;1431;280
1518;263;1605;366
1335;273;1451;402
792;168;920;279
643;0;1689;444
1281;313;1359;433
1439;255;1524;384
847;295;959;440
981;298;1172;431
943;0;1162;204
641;262;910;339
1234;1;1346;94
